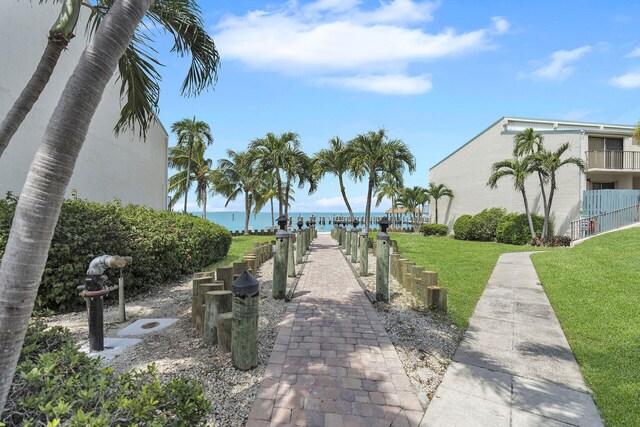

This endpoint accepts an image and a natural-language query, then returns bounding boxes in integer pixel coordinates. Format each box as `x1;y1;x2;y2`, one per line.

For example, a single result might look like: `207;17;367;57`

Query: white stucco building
429;117;637;235
0;2;168;210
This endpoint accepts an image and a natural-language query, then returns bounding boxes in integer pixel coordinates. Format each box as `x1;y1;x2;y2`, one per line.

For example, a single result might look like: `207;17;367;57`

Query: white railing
570;204;640;241
585;150;640;170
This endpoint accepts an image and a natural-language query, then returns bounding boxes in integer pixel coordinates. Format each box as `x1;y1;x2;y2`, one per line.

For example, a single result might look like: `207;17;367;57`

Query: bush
453;215;474;240
0;194;232;311
469;208;506;241
496;213;550;245
2;319;210;426
532;235;571;247
420;223;449;236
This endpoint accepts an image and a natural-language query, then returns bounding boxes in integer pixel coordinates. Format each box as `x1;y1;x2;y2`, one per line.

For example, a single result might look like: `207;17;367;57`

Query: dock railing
570;203;640;241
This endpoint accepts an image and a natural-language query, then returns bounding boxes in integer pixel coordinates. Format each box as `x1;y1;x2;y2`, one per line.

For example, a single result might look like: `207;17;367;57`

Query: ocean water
197;211;415;232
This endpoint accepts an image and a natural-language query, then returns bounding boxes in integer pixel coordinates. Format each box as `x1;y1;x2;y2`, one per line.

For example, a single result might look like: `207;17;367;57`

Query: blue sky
154;0;640;213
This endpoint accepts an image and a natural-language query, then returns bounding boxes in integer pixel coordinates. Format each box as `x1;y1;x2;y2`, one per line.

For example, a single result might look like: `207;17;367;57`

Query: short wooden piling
217;312;233;353
216;266;234;291
204;290;232;346
426;286;447;311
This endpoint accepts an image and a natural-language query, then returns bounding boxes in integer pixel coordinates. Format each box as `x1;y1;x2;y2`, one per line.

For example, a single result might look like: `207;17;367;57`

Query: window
591;182;616;190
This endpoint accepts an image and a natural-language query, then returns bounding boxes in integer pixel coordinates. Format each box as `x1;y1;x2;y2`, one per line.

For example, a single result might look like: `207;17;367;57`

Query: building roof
430;116;635;171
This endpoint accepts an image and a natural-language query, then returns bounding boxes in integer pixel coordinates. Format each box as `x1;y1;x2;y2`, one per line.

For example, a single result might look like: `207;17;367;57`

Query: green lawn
388;233;549;328
531;229;640;427
205;234;273;271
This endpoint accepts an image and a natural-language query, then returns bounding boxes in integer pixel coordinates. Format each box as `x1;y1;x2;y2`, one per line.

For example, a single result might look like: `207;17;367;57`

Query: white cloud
610;72;640;89
531;46;591;81
213;0;507;95
626;47;640;58
318;74;432;94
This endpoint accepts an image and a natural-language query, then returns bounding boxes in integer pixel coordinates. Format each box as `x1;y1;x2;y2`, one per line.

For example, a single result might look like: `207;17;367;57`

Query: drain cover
141;321;160;330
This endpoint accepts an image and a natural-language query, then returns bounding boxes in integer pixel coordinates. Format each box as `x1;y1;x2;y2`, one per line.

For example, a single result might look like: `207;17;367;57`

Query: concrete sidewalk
247;234;424;427
423;252;603;426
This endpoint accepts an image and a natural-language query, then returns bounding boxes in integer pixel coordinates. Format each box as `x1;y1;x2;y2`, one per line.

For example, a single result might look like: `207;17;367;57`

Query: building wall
429;118;584;235
0;2;168;210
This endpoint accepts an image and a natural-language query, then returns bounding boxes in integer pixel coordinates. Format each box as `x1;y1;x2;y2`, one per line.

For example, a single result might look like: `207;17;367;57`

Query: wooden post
288;233;296;277
426;286;447;311
233;261;248;276
397;259;409;285
204;290;232;346
196;282;224;331
411;266;424;298
273;230;289;299
350;229;358;263
217;312;233;353
193;271;215;280
403;271;414;295
422;271;438;287
243;255;258;275
216;266;234;291
375;233;390;302
232;293;259;370
390;254;400;279
345;229;352;255
359;232;368;276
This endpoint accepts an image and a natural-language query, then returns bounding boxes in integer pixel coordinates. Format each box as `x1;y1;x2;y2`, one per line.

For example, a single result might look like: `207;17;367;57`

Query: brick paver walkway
247;234;424;427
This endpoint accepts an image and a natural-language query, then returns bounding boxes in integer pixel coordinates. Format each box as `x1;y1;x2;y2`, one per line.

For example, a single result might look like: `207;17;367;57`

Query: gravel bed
47;258;292;427
344;247;463;406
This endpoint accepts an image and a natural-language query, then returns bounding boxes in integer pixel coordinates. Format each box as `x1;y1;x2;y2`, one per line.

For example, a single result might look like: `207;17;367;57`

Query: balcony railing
585;150;640;170
570;204;640;241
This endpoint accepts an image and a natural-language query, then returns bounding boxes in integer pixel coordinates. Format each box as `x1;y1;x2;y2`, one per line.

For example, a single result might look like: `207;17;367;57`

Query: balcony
585;150;640;171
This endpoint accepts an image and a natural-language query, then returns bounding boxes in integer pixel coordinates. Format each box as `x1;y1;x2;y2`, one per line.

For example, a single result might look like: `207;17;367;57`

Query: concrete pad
438;362;511;405
79;337;141;362
466;316;513;336
512;377;604;427
116;318;178;336
421;387;510;427
472;298;514;322
453;329;513;373
511;409;574;426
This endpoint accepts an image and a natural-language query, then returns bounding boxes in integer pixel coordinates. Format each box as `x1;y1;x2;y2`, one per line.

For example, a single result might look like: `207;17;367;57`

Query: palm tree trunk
284;175;291;218
545;175;557;236
183;140;193;213
0;0;151;411
364;174;375;232
0;37;69;158
244;191;250;235
338;175;354;220
537;171;549;237
434;198;439;224
201;189;207;219
521;187;536;239
270;197;274;230
276;172;283;217
391;194;396;230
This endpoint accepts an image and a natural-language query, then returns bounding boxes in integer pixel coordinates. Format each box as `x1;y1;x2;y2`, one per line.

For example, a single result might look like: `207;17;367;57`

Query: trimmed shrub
453;215;474;240
469;208;506;241
532;235;571;247
2;319;210;426
420;223;448;236
0;194;232;311
496;213;549;245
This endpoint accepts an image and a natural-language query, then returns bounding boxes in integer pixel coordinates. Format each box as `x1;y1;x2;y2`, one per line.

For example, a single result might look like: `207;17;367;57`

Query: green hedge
0;194;231;311
453;215;474;240
469;208;506;241
2;319;210;426
420;223;448;236
496;212;548;245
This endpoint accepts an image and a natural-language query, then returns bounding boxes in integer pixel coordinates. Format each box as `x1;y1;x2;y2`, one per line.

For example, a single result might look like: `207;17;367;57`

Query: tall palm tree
249;132;300;217
167;144;214;218
0;0;219;158
0;0;153;411
416;186;429;224
252;174;278;230
425;182;454;224
487;157;537;239
171;117;213;213
282;150;317;218
349;129;416;232
397;186;424;233
314;137;355;220
374;173;403;230
214;150;258;235
513;128;548;234
536;143;585;237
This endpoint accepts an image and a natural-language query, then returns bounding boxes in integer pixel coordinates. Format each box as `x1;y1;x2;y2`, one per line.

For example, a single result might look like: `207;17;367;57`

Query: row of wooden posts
190;241;273;370
331;225;447;310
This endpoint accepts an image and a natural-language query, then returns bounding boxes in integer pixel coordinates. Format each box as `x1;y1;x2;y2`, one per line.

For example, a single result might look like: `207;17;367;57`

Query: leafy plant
2;319;210;426
496;212;549;245
469;208;506;241
0;194;231;312
420;223;448;236
453;215;474;240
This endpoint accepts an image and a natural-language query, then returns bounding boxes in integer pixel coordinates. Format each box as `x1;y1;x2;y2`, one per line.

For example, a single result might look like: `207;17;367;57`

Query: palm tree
0;0;219;158
349;129;416;232
282;150;317;218
171;117;213;213
487;157;537;239
416;187;429;224
249;132;300;217
167;144;214;218
397;186;424;233
0;0;153;411
513;128;548;234
252;174;278;230
536;143;585;237
214;150;258;235
314;137;355;220
374;173;403;230
425;182;454;224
